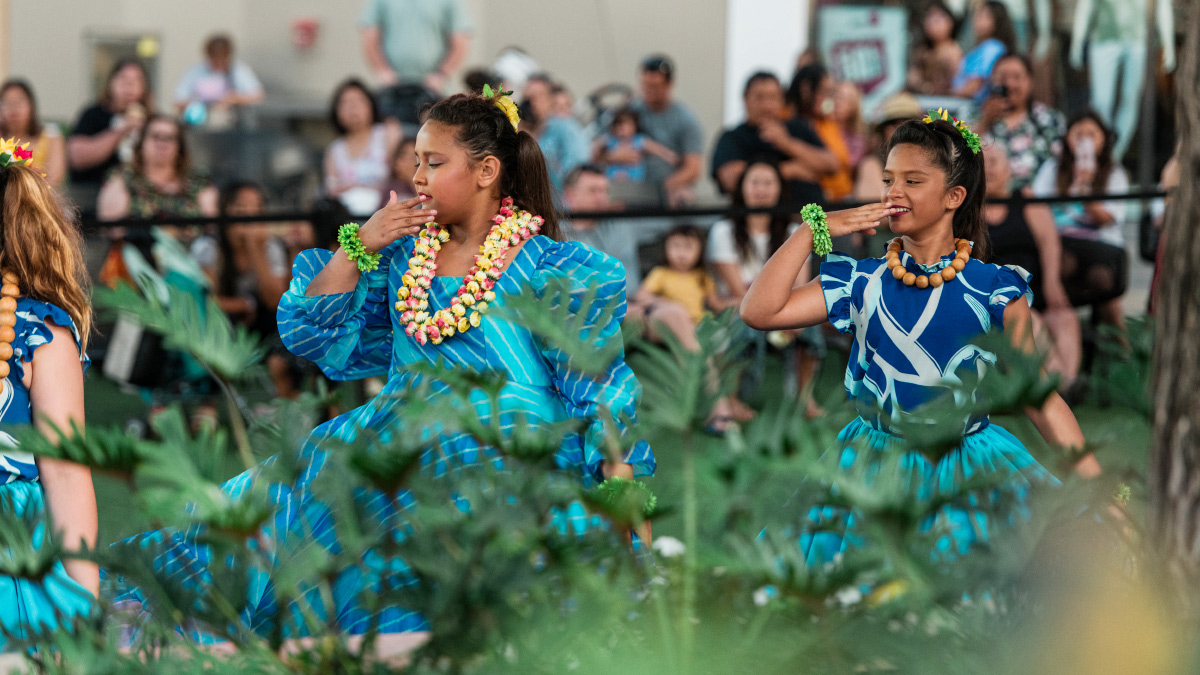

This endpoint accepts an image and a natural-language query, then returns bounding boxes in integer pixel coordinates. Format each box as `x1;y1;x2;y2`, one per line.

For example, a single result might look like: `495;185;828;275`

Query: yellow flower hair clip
482;84;520;132
0;137;34;168
923;108;981;154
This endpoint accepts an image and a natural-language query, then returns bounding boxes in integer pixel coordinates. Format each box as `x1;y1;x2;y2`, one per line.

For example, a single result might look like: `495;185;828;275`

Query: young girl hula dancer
0;146;97;646
122;89;654;637
740;112;1100;562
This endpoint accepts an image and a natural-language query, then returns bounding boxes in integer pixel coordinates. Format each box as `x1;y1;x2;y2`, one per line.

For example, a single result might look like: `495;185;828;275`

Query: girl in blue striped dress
119;91;654;638
0;162;97;649
740;115;1099;563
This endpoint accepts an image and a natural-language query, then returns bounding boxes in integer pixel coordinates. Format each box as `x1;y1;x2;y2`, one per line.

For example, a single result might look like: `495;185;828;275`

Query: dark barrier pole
79;191;1172;233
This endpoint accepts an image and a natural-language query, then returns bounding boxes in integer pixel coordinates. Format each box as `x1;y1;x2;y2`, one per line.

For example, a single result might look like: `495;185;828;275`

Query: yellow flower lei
395;197;543;345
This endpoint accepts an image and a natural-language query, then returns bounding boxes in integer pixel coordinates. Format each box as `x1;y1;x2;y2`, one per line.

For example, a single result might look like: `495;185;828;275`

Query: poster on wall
816;6;908;121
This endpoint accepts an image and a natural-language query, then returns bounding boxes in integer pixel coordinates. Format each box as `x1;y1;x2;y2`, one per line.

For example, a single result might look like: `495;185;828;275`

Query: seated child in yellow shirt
634;225;722;324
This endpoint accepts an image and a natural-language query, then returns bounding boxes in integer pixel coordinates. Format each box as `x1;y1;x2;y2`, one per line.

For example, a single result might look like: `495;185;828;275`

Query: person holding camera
1031;111;1131;335
979;54;1066;195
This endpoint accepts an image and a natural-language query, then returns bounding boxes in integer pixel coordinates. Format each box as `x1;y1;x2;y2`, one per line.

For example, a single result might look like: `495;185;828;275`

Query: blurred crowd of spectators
0;0;1179;407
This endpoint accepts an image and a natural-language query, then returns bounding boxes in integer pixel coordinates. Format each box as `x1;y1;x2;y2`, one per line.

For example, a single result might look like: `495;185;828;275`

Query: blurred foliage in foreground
0;284;1183;675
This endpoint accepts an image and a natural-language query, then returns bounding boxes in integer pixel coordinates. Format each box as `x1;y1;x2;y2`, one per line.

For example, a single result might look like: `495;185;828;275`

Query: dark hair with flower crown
425;93;561;240
886;119;989;260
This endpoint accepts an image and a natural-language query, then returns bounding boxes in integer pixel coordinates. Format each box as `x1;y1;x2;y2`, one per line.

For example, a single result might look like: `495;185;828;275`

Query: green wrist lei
592;476;658;520
802;203;832;256
337;223;382;273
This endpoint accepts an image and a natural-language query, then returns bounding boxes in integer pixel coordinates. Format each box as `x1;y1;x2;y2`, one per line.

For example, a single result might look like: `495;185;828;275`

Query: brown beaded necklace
0;270;19;379
885;237;972;289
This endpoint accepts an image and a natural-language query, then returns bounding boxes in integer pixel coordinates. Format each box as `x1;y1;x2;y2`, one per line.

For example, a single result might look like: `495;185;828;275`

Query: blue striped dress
117;235;655;638
800;248;1058;564
0;301;93;650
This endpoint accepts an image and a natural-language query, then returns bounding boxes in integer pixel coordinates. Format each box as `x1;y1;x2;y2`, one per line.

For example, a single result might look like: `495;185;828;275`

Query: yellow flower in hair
921;107;951;124
923;108;981;154
0;137;33;167
483;83;520;131
494;96;520;131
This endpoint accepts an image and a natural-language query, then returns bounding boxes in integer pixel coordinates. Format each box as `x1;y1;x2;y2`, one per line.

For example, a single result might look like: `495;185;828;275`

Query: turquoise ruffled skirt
800;417;1059;565
112;444;618;642
0;479;94;651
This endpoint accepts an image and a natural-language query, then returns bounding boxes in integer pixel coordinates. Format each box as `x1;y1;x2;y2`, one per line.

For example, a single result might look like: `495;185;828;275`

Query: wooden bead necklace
885;238;972;289
0;270;19;379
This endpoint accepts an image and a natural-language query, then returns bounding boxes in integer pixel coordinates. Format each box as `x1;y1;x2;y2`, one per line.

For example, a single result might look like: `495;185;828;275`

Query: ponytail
426;93;562;241
952;163;988;261
511;130;560;240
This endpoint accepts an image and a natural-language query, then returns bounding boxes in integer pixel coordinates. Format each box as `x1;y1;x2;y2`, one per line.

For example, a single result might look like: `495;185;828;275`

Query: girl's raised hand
358;192;437;252
825;203;902;238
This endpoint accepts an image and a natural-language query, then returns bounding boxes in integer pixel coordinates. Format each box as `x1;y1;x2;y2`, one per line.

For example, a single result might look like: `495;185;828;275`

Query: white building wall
5;0;815;199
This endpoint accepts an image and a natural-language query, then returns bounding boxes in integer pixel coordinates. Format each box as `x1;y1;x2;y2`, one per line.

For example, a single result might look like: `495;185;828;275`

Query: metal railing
78;190;1170;233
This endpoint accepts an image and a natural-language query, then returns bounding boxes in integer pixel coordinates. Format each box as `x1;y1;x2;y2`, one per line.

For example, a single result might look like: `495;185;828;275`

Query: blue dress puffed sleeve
819;253;859;335
530;240;655;485
987;264;1034;329
13;300;89;380
277;243;398;380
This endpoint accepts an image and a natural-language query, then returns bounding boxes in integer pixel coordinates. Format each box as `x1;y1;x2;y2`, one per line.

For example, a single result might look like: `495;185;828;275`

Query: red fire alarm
291;18;319;50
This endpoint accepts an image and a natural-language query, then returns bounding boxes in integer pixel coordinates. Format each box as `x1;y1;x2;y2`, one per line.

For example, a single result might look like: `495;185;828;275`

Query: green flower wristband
802;203;833;256
592;476;658;520
337;223;382;273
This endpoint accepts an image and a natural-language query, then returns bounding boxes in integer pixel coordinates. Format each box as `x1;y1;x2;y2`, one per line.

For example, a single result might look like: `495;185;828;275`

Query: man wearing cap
629;55;705;207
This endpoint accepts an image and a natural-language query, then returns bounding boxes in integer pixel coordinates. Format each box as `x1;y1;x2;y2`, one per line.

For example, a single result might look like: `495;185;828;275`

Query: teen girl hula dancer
0;143;97;646
121;88;654;636
741;111;1100;562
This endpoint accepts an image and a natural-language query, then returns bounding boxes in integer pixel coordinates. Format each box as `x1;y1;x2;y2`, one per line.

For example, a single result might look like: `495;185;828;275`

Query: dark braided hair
425;93;561;240
886;118;989;260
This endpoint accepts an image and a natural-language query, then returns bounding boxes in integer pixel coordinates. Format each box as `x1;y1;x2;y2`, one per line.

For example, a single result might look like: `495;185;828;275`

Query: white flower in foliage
834;586;863;608
753;585;779;607
652;536;686;558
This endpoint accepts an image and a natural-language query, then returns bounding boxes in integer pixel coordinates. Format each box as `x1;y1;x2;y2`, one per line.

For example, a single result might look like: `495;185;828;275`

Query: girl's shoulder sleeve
14;299;87;378
531;237;626;297
527;237;653;484
819;253;864;334
986;263;1034;329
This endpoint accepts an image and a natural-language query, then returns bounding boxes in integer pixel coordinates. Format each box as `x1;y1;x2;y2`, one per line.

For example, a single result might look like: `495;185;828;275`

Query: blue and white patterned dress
800;248;1057;563
118;235;655;638
0;301;92;650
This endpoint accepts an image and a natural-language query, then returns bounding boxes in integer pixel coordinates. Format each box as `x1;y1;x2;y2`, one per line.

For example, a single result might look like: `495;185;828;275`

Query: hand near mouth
357;191;438;253
823;202;905;238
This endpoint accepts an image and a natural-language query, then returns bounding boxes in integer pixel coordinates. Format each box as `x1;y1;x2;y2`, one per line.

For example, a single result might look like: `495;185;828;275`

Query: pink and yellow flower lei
395;197;542;345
